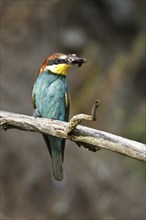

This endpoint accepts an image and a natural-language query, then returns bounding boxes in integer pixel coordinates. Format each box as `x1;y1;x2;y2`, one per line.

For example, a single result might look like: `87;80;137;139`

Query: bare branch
0;110;145;162
65;100;100;135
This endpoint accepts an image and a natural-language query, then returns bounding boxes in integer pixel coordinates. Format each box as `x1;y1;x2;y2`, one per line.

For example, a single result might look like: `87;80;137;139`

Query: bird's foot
51;117;57;121
33;109;41;118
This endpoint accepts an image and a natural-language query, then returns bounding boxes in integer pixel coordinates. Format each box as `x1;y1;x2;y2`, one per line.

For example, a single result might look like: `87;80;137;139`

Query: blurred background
1;0;145;219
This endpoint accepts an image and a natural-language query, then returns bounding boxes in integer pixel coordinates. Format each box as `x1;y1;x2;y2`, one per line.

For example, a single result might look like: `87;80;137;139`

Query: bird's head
38;53;86;76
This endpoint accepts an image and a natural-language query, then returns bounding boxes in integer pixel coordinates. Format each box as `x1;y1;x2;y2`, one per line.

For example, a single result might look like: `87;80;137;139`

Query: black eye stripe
48;59;66;65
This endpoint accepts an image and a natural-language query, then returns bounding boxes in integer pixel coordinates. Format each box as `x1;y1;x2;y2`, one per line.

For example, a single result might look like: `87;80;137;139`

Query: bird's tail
43;134;64;181
52;153;63;181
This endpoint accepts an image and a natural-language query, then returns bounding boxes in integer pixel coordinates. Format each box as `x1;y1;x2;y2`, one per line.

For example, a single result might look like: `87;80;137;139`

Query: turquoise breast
33;71;68;121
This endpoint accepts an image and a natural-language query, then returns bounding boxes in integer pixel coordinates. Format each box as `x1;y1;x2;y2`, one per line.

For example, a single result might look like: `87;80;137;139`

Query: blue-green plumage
32;53;86;181
32;71;69;181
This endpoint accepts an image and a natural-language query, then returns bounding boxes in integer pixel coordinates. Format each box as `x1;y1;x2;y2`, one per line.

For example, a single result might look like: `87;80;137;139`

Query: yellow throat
45;63;71;75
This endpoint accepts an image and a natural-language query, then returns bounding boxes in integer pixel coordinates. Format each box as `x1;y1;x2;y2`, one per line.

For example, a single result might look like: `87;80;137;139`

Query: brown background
1;0;145;219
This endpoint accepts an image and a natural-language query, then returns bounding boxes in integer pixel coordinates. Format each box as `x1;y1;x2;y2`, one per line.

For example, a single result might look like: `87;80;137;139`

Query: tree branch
0;110;145;162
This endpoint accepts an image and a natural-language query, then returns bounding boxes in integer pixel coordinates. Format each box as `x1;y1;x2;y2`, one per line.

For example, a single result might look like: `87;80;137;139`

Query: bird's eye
56;59;61;64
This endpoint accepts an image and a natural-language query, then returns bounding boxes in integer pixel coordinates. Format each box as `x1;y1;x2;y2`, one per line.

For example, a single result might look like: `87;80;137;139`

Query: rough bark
0;110;145;162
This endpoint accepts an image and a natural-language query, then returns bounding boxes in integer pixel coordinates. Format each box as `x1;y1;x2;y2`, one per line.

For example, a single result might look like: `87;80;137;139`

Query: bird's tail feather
52;154;63;181
43;134;64;181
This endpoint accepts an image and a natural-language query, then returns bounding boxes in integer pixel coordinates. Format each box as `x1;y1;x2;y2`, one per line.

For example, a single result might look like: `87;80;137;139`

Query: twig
65;100;101;150
65;100;100;134
0;110;145;162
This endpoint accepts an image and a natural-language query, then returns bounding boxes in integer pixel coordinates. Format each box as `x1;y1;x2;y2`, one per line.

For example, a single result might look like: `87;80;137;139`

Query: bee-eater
32;53;86;181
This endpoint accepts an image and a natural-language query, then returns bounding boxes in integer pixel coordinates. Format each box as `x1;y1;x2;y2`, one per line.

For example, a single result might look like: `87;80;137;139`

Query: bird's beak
66;54;87;67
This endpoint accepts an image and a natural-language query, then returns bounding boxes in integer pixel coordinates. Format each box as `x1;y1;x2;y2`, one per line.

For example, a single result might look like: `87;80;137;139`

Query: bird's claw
33;109;41;118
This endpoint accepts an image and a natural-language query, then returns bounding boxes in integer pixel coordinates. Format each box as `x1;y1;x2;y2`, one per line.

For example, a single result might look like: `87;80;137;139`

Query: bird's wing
32;86;36;109
65;91;70;122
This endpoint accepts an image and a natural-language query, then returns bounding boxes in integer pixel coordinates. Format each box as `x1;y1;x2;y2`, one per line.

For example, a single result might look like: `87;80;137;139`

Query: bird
32;53;86;181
